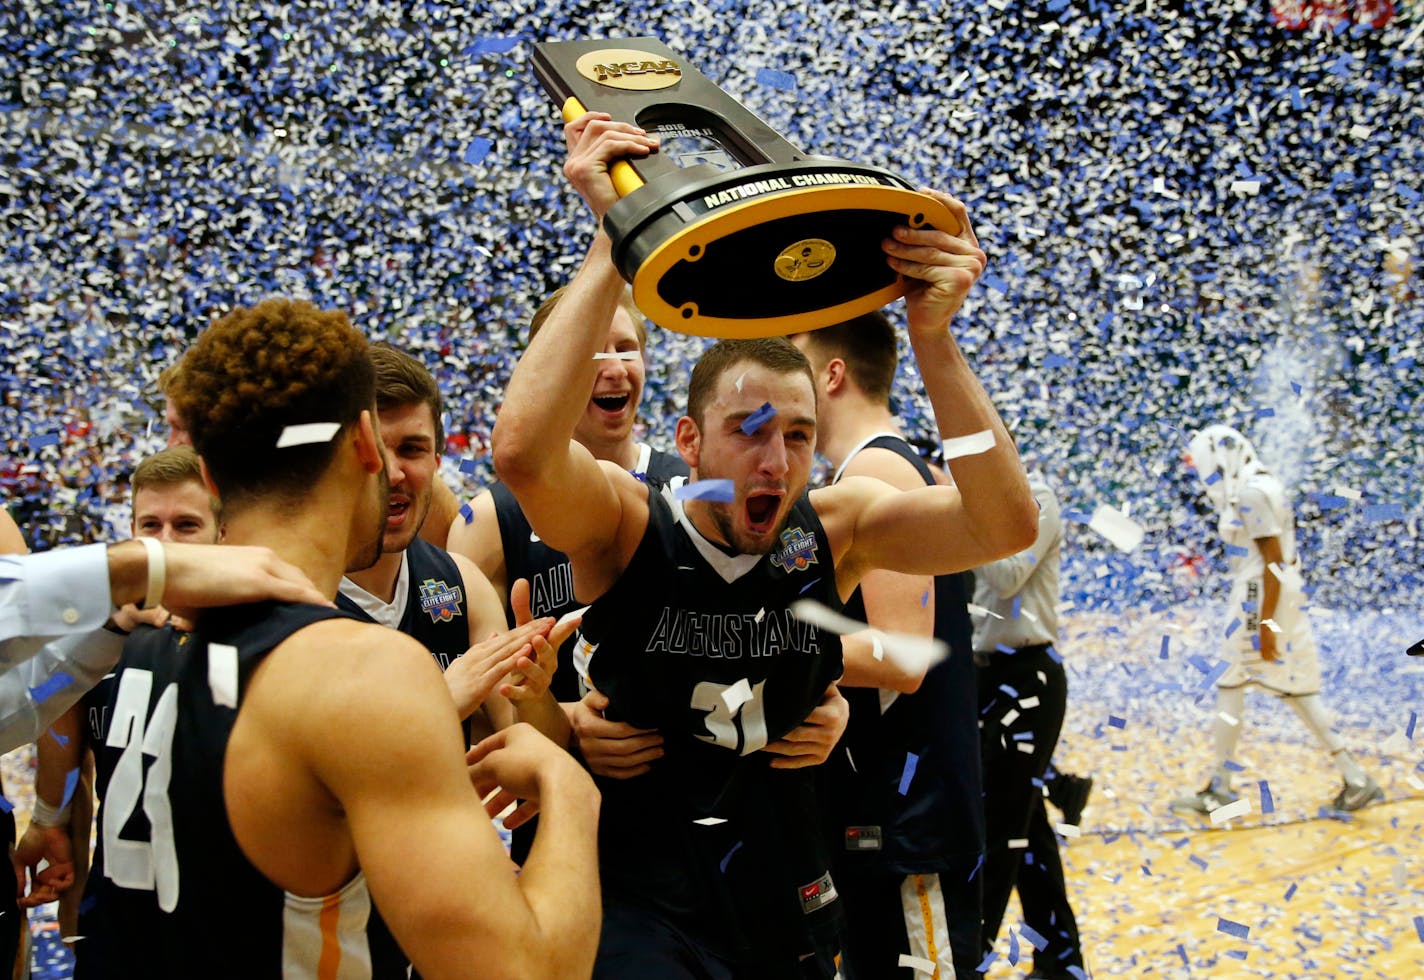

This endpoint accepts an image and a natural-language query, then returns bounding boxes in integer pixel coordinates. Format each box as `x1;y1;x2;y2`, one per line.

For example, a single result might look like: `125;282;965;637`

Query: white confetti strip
789;600;948;673
1088;503;1145;553
898;954;938;975
592;351;639;360
721;678;753;712
1209;798;1252;825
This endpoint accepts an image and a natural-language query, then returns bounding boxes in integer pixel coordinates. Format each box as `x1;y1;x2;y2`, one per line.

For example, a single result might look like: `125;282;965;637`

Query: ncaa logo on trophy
532;37;962;339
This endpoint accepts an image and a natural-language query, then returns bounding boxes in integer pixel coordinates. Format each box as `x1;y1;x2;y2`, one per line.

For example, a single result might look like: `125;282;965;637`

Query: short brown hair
528;283;647;349
687;337;815;428
130;446;220;519
797;312;898;404
369;342;444;448
168;298;374;512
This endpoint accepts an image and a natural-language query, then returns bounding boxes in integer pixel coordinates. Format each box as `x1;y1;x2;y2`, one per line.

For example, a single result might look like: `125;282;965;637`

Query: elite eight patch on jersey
770;525;819;573
418;577;464;623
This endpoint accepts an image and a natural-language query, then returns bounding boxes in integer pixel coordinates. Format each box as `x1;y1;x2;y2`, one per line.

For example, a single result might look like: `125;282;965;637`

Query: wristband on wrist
30;797;71;828
137;536;166;611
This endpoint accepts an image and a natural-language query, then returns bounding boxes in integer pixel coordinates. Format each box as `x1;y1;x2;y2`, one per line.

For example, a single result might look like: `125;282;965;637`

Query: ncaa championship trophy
532;37;963;339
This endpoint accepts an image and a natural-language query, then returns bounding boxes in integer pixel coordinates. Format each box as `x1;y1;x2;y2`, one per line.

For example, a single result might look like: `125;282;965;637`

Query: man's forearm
493;236;625;482
908;329;1034;548
513;765;602;971
0;630;122;754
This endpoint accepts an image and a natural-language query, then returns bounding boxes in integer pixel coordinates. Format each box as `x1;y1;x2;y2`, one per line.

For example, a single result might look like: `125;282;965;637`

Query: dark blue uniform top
829;435;986;874
334;537;471;671
490;444;688;703
579;486;845;967
82;603;409;979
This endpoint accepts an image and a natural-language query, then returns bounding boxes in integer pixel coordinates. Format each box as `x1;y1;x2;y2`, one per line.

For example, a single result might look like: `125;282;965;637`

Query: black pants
837;853;982;980
976;646;1083;973
0;808;18;977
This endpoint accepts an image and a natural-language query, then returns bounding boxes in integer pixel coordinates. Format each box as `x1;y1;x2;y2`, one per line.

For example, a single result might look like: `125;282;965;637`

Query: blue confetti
719;840;743;874
673;480;736;502
61;767;80;809
459;457;478;474
459;502;474;525
27;432;60;451
755;68;797;91
1108;715;1126;729
1408;711;1417;741
1285;882;1298;902
1363;503;1404;523
29;672;75;705
1159;636;1170;660
739;402;777;436
464;36;521;56
1018;923;1048;951
1217;917;1250;939
463;138;493;166
1259;779;1275;814
0;797;11;814
898;752;919;795
1414;915;1424;942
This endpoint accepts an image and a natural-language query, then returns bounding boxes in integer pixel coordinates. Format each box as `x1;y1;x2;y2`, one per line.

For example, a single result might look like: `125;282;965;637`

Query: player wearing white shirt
1171;424;1382;815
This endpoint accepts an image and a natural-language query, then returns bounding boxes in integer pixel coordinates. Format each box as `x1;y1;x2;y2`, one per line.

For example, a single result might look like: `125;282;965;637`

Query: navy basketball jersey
832;435;985;873
578;486;845;965
491;442;687;703
336;537;470;671
82;604;409;979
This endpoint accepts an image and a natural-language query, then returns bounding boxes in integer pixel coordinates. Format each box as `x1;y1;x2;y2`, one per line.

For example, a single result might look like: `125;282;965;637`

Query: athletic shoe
1048;773;1093;827
1169;778;1238;815
1331;775;1384;812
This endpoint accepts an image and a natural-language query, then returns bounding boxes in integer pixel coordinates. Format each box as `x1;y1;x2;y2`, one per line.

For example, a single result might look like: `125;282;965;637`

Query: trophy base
604;161;960;339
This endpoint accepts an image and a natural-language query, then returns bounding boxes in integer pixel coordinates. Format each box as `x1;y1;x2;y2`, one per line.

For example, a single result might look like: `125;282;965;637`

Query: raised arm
491;114;657;581
490;236;634;563
826;194;1036;588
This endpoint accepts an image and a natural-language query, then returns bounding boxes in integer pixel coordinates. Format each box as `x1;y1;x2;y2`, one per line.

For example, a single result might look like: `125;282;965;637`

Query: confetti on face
673;479;736;502
739;401;777;436
593;351;640;361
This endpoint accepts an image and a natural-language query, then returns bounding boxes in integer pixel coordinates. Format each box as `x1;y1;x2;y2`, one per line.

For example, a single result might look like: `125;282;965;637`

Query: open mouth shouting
744;490;784;536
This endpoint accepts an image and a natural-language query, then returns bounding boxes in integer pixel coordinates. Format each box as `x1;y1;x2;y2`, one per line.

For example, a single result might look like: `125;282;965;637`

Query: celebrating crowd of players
0;112;1116;979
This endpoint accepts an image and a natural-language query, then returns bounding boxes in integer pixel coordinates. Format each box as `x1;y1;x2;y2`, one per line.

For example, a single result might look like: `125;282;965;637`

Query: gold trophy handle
562;96;647;199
